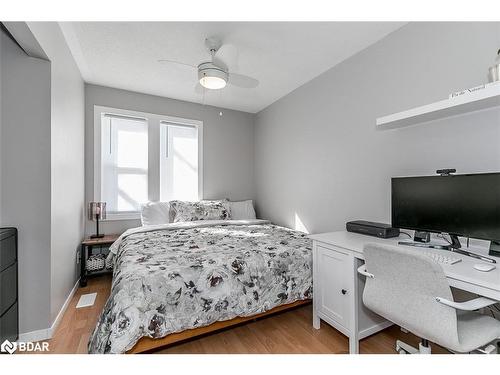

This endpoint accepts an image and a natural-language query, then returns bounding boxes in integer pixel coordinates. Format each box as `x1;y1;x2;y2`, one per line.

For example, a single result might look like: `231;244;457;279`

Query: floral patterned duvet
88;219;313;353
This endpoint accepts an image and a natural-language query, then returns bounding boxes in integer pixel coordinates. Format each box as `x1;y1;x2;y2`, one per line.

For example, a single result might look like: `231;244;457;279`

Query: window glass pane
160;123;199;201
117;174;148;211
101;116;148;212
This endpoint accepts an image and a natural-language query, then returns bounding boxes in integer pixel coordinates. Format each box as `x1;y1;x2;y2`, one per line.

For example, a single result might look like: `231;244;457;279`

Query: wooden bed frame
127;299;311;353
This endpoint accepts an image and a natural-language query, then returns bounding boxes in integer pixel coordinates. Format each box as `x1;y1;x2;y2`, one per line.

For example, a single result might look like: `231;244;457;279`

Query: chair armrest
357;264;374;278
435;296;498;311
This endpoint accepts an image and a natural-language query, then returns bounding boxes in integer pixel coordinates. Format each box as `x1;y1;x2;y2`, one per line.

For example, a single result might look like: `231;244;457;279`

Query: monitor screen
391;173;500;242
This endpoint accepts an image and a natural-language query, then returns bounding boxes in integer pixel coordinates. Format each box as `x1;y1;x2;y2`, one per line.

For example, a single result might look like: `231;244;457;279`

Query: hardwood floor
46;275;448;354
47;275;113;354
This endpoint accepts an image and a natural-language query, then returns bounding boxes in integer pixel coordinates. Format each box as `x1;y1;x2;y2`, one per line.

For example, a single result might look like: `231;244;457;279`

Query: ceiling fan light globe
198;62;228;90
199;76;227;90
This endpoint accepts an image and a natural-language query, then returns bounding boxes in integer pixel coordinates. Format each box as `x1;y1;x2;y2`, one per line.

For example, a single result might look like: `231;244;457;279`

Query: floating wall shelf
376;83;500;130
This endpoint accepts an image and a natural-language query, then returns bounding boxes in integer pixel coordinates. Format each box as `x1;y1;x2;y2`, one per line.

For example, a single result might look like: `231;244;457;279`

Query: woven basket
86;254;105;272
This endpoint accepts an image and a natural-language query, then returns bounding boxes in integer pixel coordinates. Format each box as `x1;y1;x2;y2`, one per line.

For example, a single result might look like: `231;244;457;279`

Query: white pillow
140;201;171;226
229;200;256;220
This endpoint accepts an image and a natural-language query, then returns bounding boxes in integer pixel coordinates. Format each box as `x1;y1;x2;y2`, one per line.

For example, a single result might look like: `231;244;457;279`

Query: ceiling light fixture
198;62;228;89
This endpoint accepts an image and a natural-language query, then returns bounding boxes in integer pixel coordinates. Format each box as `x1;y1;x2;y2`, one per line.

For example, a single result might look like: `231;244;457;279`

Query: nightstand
80;234;120;287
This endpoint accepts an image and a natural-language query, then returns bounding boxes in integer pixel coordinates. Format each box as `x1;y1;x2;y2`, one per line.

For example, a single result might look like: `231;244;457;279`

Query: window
94;106;203;220
101;115;148;214
160;123;199;202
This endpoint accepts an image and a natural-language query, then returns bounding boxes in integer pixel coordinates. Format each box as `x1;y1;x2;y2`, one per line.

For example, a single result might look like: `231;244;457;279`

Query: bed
88;216;313;354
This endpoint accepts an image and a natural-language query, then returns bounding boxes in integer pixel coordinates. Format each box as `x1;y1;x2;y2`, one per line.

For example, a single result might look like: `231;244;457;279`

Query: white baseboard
18;279;80;343
48;279;79;337
18;327;51;343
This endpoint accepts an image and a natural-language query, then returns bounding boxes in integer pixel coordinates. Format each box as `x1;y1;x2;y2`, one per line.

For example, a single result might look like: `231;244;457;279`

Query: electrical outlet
76;250;80;264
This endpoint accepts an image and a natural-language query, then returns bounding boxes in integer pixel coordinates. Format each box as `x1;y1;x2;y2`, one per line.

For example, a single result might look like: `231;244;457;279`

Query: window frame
93;105;204;221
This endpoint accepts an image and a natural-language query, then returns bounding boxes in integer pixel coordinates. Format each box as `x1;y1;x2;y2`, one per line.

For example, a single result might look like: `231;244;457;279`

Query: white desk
309;231;500;354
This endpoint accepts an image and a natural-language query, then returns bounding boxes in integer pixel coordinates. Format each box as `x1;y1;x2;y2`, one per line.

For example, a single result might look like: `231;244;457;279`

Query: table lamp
88;202;106;238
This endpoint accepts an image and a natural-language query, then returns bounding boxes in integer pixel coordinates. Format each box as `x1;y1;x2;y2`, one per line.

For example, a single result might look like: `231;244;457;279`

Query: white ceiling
60;22;405;113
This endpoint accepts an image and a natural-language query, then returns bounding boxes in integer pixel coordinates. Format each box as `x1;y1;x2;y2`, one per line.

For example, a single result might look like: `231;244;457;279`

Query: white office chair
358;243;500;354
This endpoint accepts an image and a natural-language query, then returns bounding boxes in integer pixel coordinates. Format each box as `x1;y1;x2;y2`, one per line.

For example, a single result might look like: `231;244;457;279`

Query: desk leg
312;301;320;329
349;255;360;354
349;333;359;354
79;244;87;287
312;243;321;329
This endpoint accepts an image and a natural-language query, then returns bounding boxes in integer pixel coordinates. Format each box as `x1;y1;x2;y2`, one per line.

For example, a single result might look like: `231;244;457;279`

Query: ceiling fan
158;37;259;92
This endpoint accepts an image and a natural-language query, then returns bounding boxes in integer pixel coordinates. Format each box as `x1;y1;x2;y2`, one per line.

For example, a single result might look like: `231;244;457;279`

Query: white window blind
160;122;199;202
100;114;148;214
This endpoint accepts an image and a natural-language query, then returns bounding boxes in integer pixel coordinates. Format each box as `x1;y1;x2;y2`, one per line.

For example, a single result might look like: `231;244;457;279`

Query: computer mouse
473;263;496;272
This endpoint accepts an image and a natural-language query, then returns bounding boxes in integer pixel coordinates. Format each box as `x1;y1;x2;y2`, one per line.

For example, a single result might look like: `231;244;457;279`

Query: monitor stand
398;233;458;250
399;233;497;263
398;241;450;250
448;234;462;249
446;234;496;263
489;241;500;258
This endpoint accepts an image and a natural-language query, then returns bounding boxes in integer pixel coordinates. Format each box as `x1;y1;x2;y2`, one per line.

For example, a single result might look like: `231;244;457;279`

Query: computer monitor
391;172;500;248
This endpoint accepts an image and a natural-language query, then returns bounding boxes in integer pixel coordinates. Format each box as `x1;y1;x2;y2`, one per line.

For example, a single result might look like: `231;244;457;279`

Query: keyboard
422;251;462;265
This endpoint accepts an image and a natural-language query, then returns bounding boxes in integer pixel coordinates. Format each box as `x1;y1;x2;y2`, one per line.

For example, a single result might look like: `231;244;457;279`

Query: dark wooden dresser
0;227;18;342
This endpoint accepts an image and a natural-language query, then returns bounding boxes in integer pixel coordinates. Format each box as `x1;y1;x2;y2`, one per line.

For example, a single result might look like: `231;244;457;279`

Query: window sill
103;212;141;221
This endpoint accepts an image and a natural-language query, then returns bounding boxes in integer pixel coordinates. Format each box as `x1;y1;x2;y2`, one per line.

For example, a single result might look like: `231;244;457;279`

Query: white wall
27;22;85;324
0;29;52;333
254;22;500;234
85;84;255;235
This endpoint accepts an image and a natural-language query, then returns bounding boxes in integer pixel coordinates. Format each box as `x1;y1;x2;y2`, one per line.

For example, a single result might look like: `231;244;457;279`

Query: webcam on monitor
436;168;456;176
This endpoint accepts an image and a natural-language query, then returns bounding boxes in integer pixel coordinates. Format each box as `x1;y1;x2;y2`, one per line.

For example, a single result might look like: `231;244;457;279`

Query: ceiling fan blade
228;73;259;89
214;43;238;70
158;59;197;69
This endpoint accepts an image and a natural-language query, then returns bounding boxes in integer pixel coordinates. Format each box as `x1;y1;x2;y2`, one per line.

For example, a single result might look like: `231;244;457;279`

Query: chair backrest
362;243;460;349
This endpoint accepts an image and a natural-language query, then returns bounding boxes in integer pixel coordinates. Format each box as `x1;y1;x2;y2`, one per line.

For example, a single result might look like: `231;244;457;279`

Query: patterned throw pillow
169;200;232;222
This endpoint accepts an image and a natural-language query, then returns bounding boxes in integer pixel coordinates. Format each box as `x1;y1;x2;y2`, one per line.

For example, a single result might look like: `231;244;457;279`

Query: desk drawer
315;244;351;330
0;263;17;316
